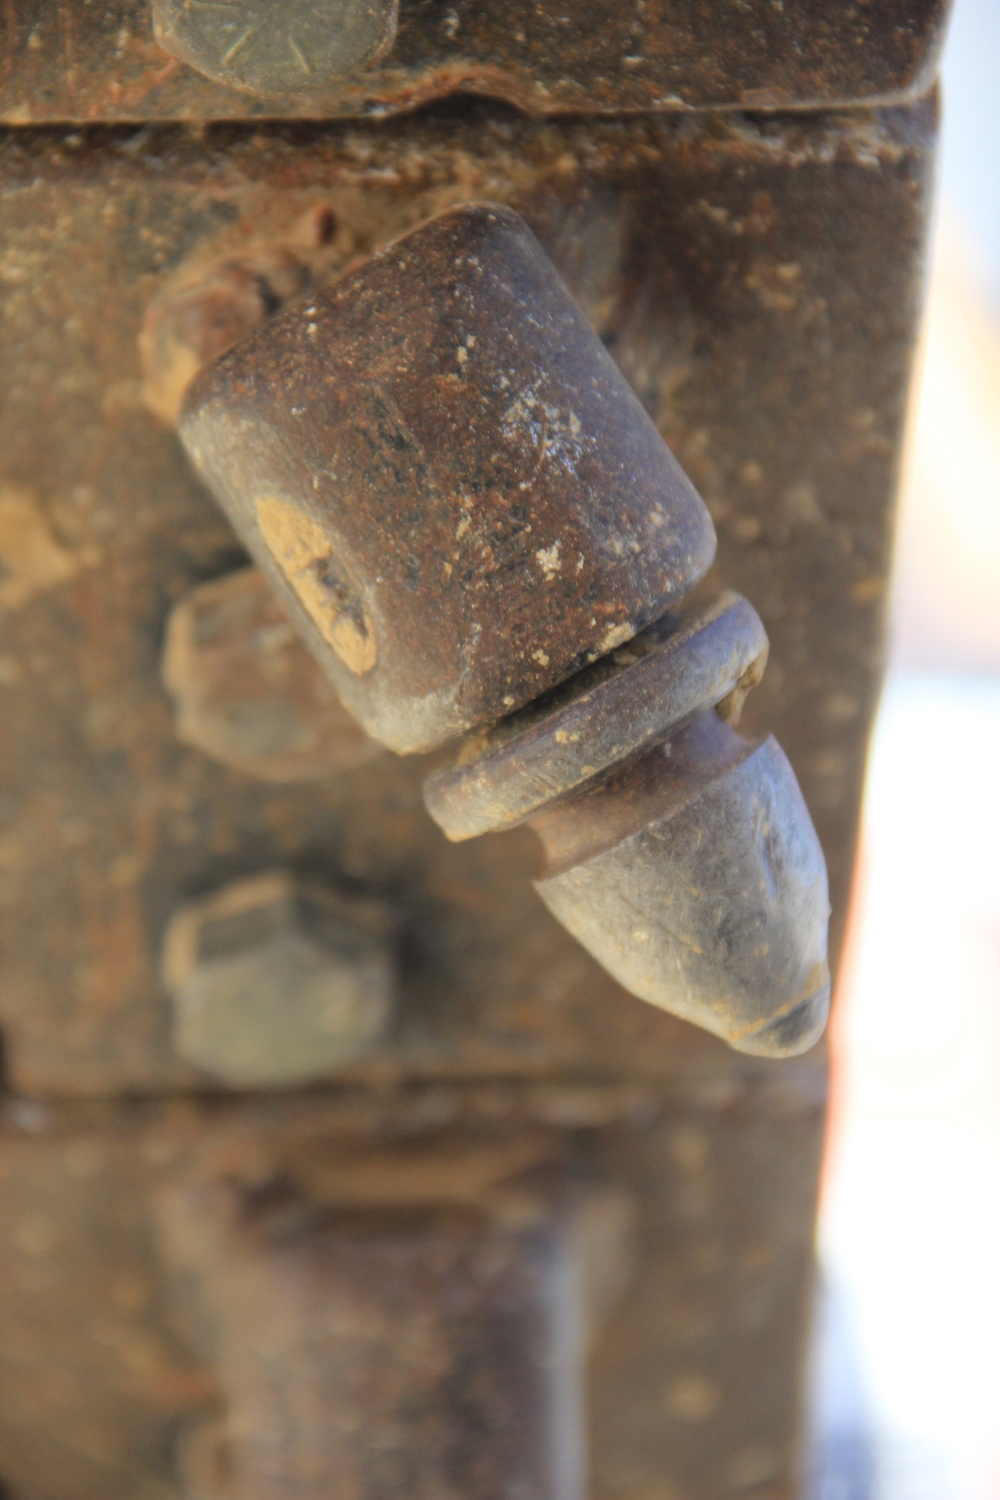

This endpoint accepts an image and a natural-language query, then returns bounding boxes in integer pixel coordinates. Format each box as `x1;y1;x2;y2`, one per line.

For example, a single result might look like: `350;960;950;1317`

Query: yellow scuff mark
255;495;376;675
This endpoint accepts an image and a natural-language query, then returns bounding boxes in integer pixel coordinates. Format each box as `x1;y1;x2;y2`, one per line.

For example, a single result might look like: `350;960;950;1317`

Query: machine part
162;871;395;1086
428;593;829;1054
425;592;770;841
140;218;343;426
533;715;830;1056
151;0;399;98
181;204;717;754
180;203;830;1055
0;0;949;122
0;0;944;1480
0;106;935;1094
163;567;377;782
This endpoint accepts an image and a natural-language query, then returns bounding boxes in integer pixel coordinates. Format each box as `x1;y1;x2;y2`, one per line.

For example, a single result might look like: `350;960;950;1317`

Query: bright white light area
819;677;1000;1500
812;1;1000;1488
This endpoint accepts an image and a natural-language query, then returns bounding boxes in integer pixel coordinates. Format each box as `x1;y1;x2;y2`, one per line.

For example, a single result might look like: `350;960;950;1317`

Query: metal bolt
140;249;312;426
163;567;378;782
152;0;399;98
177;203;830;1057
162;871;395;1087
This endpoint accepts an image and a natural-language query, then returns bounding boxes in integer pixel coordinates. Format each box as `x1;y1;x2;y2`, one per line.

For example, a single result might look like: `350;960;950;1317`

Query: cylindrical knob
178;203;830;1057
180;204;716;754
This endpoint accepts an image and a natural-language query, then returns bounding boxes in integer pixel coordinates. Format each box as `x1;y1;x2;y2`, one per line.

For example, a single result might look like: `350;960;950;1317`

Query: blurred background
809;0;1000;1494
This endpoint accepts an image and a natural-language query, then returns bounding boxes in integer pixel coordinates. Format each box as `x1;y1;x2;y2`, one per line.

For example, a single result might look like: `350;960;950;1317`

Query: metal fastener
141;249;312;426
162;871;395;1086
178;203;831;1057
163;567;378;781
152;0;399;98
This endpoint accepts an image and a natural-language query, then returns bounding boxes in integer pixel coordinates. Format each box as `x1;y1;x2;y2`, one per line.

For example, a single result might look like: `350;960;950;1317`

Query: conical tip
731;969;831;1058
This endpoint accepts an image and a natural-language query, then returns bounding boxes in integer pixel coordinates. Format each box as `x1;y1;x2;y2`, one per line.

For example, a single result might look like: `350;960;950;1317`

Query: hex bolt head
152;0;399;98
163;567;378;782
162;872;395;1087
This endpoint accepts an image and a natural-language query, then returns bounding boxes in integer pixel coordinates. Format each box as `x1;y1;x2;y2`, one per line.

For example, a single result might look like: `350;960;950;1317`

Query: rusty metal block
0;105;934;1093
0;0;945;1483
0;0;949;122
0;1080;823;1500
164;1184;589;1498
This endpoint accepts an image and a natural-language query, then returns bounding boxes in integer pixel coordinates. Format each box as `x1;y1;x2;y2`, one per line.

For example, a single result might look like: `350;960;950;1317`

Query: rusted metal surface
180;204;830;1053
165;1183;588;1498
162;871;396;1086
0;1078;825;1500
152;0;399;99
0;0;945;1473
0;0;949;122
0;103;935;1094
180;203;717;754
163;568;377;782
